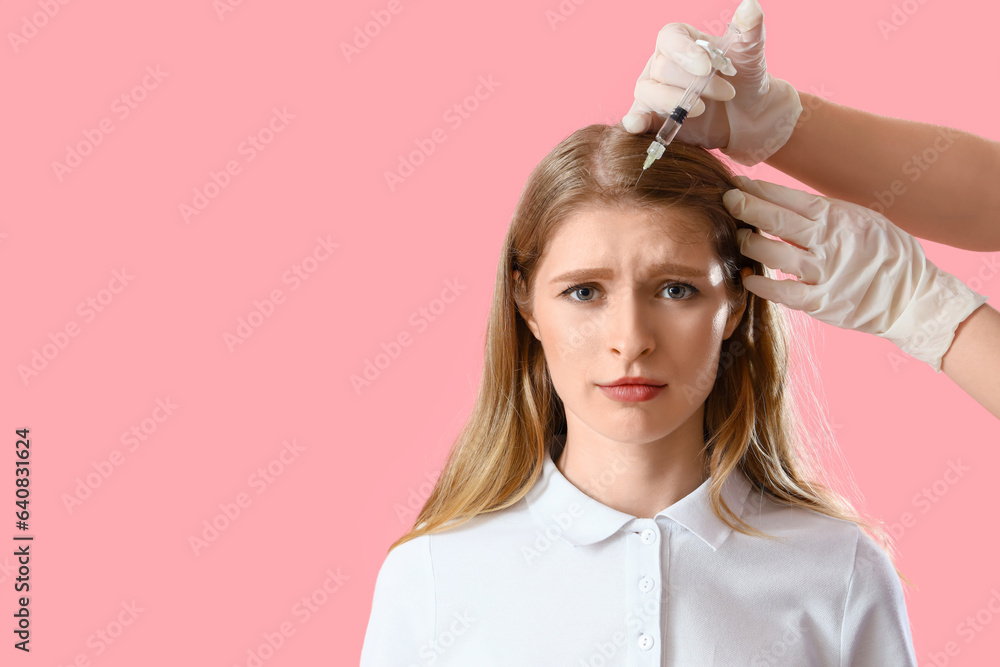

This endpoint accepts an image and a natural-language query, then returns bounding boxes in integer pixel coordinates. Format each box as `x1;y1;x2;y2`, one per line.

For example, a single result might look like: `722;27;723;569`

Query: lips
598;383;665;402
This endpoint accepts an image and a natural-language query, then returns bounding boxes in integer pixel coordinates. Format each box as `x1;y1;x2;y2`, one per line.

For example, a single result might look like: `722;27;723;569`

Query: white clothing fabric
360;445;918;666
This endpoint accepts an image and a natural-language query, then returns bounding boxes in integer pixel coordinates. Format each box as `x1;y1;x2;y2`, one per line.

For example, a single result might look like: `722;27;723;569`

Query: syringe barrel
656;117;684;146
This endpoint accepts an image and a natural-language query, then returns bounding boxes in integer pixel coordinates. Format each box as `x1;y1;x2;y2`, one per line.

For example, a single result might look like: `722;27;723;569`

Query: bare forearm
765;92;1000;252
940;303;1000;419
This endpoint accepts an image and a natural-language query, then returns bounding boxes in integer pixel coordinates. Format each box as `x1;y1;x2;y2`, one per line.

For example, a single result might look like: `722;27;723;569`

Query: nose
606;290;655;361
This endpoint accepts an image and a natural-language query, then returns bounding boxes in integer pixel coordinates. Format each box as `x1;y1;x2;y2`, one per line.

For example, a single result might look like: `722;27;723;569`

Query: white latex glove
622;0;802;166
724;176;990;373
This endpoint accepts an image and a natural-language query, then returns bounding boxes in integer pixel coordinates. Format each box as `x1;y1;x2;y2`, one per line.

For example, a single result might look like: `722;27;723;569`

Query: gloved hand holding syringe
635;21;742;186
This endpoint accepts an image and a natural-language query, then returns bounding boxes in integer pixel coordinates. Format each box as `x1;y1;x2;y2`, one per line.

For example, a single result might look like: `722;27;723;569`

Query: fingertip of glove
732;0;764;34
723;189;746;215
622;113;647;134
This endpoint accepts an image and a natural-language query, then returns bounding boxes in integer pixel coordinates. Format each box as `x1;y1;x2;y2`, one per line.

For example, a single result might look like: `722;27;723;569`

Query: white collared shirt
360;449;918;666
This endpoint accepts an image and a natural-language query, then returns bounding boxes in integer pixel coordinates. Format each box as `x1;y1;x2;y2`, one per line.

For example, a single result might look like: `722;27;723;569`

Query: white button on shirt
360;451;918;666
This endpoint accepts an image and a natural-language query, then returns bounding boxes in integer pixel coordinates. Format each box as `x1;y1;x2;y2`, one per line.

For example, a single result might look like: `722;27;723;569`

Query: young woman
359;123;923;665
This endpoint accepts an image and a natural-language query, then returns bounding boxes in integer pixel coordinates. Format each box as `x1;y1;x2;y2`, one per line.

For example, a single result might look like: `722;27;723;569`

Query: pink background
3;0;999;664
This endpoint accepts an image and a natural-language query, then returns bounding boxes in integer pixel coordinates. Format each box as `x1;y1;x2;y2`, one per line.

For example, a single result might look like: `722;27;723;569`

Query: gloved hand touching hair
622;0;802;166
724;176;989;373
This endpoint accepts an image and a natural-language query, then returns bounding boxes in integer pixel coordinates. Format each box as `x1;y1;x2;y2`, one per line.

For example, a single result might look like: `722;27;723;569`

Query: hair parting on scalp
389;122;911;588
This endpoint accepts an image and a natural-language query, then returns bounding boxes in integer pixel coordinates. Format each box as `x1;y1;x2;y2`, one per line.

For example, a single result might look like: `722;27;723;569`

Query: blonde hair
390;122;911;588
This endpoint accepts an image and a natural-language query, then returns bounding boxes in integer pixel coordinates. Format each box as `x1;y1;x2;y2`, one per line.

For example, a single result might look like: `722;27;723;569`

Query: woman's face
517;205;752;445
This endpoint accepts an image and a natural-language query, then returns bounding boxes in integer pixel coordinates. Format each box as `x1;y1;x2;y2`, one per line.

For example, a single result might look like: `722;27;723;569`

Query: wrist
881;268;989;373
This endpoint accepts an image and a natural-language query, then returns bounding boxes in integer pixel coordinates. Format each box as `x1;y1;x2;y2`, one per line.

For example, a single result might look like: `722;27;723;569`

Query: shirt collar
524;450;755;551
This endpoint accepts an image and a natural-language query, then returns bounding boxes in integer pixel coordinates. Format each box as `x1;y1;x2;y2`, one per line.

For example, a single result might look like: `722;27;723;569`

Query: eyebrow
549;261;709;285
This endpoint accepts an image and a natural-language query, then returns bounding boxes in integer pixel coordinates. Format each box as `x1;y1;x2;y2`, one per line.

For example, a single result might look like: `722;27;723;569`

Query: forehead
540;206;718;272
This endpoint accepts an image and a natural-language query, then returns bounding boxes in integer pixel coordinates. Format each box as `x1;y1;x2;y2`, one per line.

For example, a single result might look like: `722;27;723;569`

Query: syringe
635;21;743;185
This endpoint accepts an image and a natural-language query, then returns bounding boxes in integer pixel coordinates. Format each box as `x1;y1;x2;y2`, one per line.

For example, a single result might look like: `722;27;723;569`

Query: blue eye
559;281;699;303
563;285;600;302
661;282;698;299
